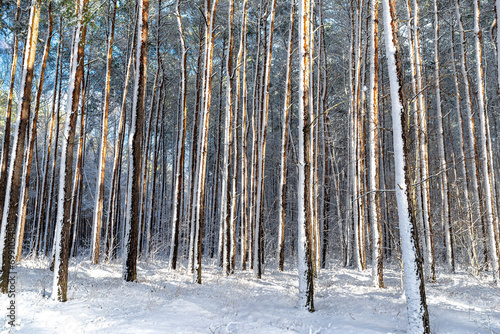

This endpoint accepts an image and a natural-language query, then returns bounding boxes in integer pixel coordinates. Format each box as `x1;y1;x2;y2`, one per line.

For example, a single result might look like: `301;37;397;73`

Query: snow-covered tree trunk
15;3;53;262
382;0;430;331
187;22;204;273
228;0;240;272
278;0;295;272
433;0;454;272
473;0;500;285
298;0;314;313
0;0;21;226
220;0;235;276
0;0;41;293
248;7;263;273
318;0;328;269
235;0;249;271
169;0;188;271
52;0;87;301
123;0;148;282
193;0;219;284
405;0;424;275
91;0;116;265
351;0;363;271
368;0;383;287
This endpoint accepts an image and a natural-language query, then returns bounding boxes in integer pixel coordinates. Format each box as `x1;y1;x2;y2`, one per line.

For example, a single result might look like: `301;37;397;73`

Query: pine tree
382;0;430;331
52;0;88;301
0;0;41;294
123;0;149;282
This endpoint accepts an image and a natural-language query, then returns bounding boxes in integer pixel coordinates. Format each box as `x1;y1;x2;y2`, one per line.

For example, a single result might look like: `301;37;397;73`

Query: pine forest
0;0;499;332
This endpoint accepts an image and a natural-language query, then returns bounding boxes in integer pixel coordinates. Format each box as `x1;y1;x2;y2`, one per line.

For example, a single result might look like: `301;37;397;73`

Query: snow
3;258;500;333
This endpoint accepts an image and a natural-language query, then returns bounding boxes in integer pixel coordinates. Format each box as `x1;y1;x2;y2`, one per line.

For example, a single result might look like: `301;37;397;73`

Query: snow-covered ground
2;258;499;333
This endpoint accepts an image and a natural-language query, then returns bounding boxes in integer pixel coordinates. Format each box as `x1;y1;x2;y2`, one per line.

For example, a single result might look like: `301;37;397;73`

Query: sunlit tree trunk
0;0;41;293
0;0;21;227
91;0;116;264
473;0;500;285
298;0;315;313
193;0;219;284
367;0;383;287
15;2;53;262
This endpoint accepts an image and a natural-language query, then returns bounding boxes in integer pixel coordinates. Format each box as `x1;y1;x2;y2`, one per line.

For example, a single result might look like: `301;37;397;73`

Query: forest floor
1;257;499;333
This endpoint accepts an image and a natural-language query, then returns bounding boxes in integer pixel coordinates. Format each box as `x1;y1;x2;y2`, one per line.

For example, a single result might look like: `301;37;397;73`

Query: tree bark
52;0;87;301
298;0;315;313
123;0;149;282
382;0;430;331
92;0;117;264
0;0;41;293
473;0;500;285
278;1;295;272
368;0;383;287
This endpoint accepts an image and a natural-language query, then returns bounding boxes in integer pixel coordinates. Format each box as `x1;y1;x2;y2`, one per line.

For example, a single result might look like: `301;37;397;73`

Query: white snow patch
2;259;499;333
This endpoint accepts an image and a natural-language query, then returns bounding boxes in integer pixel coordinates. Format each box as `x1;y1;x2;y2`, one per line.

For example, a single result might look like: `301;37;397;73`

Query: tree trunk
0;0;41;293
237;0;249;271
169;0;188;270
123;0;149;282
368;0;383;287
473;0;500;285
92;0;116;265
193;0;219;284
52;0;87;301
278;1;295;272
220;0;235;276
0;0;21;228
298;0;315;313
382;0;430;331
15;3;53;262
412;0;435;282
433;0;454;272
